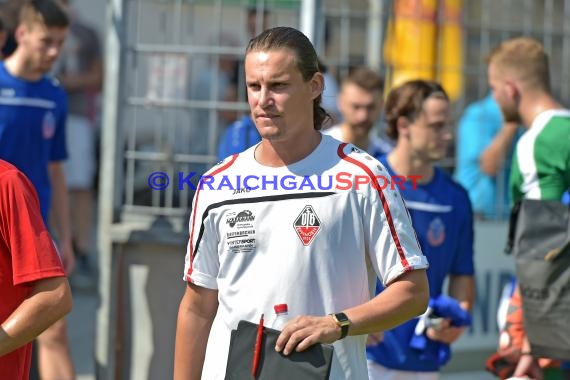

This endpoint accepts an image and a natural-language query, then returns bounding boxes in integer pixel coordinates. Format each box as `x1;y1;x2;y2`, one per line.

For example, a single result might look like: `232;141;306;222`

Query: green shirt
510;110;570;203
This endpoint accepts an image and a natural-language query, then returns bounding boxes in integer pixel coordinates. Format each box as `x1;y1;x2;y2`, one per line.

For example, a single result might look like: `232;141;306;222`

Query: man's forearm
448;275;476;311
0;277;72;356
174;284;218;380
48;163;72;244
480;122;518;176
173;309;213;379
344;269;429;336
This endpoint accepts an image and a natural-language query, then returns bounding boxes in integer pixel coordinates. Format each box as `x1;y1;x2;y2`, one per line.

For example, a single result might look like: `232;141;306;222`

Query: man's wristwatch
329;312;350;340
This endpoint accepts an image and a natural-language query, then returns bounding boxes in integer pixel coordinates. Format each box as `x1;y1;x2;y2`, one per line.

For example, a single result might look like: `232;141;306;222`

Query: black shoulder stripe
193;192;336;254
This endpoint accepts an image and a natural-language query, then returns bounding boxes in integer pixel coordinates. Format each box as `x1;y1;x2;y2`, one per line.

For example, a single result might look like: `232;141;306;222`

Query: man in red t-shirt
0;160;72;379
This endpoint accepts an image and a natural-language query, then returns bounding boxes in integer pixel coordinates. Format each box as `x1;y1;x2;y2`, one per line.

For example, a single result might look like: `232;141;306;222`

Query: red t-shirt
0;160;65;379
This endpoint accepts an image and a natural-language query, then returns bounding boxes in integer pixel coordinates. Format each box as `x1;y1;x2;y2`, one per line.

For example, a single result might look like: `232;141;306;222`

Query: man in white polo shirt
174;26;430;380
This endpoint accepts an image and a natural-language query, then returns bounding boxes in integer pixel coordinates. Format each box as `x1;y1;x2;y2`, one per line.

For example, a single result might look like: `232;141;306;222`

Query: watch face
333;312;350;340
335;313;349;324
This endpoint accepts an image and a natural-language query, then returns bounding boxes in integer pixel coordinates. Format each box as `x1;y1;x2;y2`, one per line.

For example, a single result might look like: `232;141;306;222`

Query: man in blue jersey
0;1;75;379
322;67;392;159
367;80;475;380
217;115;261;161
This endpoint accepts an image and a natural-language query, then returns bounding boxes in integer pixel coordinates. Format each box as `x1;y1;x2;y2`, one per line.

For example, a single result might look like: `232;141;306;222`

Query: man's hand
514;353;543;380
275;315;341;355
425;319;465;344
366;331;384;346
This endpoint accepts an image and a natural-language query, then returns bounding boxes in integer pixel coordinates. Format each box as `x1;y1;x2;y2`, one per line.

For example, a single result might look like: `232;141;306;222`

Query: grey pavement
68;276;98;380
67;200;99;380
442;372;495;379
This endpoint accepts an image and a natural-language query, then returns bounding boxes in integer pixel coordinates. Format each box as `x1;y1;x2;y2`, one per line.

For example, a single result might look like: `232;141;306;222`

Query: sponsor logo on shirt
226;210;256;253
427;217;445;247
351;147;363;153
293;205;321;246
227;235;256;253
226;210;255;227
232;187;252;195
0;88;15;97
42;111;56;139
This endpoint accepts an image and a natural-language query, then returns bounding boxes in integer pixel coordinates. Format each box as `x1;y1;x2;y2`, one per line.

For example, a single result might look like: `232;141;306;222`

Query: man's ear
14;24;27;44
310;72;325;100
505;80;519;101
397;116;410;138
336;90;345;114
0;32;7;50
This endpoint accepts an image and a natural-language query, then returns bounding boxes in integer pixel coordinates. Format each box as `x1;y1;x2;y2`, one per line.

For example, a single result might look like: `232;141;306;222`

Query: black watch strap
330;312;350;340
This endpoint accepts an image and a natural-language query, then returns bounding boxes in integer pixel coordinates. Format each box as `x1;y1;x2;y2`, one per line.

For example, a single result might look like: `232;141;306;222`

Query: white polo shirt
183;135;428;380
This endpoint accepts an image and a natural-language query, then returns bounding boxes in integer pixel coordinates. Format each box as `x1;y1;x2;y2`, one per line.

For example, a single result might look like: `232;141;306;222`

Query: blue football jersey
367;156;475;372
217;115;261;161
0;62;68;223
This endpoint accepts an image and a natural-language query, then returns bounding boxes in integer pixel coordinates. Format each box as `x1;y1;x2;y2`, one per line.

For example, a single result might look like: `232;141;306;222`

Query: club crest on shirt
293;205;321;246
42;111;56;139
427;217;445;247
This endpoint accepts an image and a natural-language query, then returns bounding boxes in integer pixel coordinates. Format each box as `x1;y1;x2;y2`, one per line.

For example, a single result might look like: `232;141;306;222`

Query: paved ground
443;372;495;379
68;283;98;380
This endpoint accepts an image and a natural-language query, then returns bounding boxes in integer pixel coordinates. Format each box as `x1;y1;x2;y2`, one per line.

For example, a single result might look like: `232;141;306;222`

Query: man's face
488;62;521;123
337;82;383;139
245;49;323;142
17;23;68;74
406;97;452;162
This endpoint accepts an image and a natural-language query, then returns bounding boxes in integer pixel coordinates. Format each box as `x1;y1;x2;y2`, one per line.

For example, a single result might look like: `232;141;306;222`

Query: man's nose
47;45;61;59
258;87;272;107
441;129;453;141
356;108;369;122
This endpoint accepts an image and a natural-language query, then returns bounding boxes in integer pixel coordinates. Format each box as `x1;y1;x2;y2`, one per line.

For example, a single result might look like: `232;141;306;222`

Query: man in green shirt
488;37;570;204
487;36;570;379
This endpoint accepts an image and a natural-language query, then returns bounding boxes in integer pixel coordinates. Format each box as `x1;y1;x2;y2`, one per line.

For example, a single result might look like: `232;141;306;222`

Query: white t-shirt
323;124;393;158
183;135;428;380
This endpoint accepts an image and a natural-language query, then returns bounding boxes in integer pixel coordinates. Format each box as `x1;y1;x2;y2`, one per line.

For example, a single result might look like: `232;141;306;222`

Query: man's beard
350;122;372;137
502;106;522;123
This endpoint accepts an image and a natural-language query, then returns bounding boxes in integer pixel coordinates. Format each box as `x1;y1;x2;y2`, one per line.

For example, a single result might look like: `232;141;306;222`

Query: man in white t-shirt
323;66;393;158
174;26;430;380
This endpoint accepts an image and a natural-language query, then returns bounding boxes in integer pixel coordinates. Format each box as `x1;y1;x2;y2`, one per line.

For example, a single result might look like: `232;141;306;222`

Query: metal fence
100;0;570;229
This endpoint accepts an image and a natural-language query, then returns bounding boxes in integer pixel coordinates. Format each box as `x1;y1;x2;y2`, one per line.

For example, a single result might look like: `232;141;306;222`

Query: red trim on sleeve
336;143;411;270
186;154;239;279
